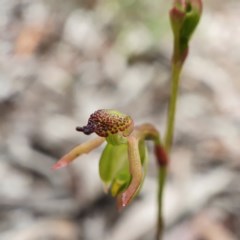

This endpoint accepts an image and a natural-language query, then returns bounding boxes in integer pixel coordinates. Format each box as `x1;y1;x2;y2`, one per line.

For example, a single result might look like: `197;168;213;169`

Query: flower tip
116;191;133;210
170;7;185;21
191;0;203;13
76;126;94;135
52;159;68;170
116;196;127;211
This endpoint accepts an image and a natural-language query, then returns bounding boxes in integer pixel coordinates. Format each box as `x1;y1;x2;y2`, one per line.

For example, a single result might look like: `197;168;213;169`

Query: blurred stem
156;62;182;240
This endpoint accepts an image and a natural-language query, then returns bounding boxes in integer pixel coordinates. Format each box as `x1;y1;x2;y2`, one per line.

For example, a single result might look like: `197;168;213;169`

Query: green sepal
99;143;128;184
99;138;150;202
110;141;149;198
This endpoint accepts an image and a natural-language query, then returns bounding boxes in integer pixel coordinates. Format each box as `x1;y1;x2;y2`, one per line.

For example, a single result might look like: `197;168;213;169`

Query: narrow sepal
117;136;143;209
52;137;105;169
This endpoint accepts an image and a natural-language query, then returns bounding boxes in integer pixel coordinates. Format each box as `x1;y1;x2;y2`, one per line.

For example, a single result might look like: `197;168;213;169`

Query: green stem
156;62;182;240
156;166;167;240
164;62;182;152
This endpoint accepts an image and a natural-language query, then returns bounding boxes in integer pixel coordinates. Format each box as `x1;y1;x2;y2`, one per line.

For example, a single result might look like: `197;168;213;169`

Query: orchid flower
52;109;167;209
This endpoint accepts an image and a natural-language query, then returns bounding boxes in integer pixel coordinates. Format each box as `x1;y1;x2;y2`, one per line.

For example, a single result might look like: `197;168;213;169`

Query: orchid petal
52;137;105;169
117;136;143;209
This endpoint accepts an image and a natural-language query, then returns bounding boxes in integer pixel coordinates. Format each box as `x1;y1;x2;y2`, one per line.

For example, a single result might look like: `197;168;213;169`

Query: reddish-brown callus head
76;109;134;138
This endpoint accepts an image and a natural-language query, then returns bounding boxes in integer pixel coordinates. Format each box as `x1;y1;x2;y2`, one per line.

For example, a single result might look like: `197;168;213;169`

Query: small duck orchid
52;109;168;209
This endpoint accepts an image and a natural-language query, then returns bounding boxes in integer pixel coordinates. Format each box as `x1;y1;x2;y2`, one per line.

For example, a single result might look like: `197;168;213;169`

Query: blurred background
0;0;240;239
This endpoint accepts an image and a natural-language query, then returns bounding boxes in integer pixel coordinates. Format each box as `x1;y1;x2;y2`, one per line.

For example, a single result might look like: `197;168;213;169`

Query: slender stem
156;166;167;240
164;62;182;152
156;62;182;240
